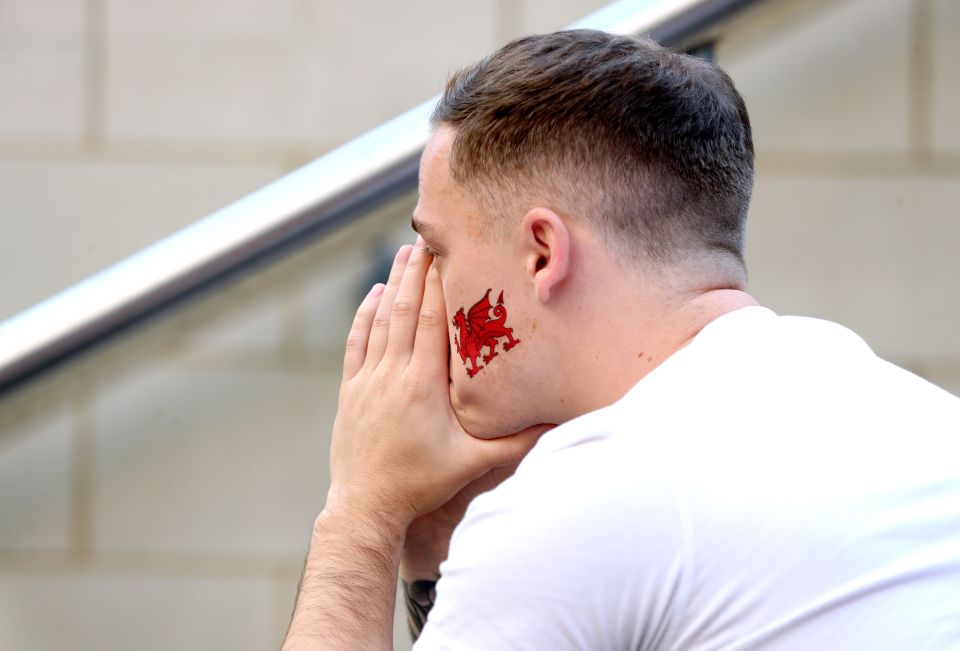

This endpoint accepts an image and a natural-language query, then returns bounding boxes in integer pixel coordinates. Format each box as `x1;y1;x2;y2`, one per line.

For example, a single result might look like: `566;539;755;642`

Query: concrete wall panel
0;572;276;651
0;0;85;141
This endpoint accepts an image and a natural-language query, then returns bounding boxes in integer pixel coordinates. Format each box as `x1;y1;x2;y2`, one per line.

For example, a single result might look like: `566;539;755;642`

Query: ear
520;207;570;303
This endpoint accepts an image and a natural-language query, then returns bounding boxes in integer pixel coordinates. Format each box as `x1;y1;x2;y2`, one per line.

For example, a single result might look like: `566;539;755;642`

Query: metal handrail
0;0;760;393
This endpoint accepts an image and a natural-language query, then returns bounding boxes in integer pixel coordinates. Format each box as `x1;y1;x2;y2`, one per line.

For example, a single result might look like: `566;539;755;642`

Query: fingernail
415;235;426;249
369;283;385;298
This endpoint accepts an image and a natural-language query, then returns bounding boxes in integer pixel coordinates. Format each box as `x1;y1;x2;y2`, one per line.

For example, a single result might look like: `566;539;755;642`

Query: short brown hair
431;29;754;280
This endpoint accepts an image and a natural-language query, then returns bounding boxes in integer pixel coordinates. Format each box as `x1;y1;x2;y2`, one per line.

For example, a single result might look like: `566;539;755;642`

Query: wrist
320;490;411;544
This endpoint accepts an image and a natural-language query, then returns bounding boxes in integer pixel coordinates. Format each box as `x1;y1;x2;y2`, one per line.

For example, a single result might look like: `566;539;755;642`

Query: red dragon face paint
452;289;521;378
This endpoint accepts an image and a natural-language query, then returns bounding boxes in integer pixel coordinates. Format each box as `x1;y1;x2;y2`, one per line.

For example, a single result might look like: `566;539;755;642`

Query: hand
325;239;546;532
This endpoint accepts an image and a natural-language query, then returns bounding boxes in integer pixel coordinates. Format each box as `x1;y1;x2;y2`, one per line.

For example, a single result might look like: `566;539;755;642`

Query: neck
554;281;758;422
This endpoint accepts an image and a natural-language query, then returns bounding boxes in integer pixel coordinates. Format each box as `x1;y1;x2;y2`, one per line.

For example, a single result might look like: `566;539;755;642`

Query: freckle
637;351;644;358
647;356;653;362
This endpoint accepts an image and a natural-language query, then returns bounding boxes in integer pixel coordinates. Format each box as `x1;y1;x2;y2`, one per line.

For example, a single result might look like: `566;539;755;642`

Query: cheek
446;289;524;380
442;276;533;435
439;286;457;366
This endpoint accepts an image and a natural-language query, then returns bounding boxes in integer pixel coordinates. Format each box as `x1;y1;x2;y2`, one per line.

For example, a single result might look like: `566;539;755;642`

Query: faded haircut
430;29;755;282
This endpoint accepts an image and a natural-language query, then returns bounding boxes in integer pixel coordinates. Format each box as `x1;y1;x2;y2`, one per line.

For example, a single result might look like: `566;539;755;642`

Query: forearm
399;523;449;641
398;464;522;642
288;241;545;648
283;507;405;651
401;578;438;642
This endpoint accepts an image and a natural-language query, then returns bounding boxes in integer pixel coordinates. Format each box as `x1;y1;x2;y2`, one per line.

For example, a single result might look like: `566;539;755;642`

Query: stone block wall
1;1;957;650
722;0;960;395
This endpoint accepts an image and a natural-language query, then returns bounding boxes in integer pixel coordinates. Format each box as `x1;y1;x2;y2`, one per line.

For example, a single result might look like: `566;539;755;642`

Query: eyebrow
411;215;442;242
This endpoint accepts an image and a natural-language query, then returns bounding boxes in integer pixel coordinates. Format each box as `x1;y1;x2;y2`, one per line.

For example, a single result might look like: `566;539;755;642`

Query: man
282;30;960;650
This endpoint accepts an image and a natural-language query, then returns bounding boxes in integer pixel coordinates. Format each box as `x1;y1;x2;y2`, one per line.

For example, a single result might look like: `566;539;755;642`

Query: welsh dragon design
452;289;521;378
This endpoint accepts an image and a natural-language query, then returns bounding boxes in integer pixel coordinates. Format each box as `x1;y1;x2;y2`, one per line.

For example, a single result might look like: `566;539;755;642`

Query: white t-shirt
414;306;960;650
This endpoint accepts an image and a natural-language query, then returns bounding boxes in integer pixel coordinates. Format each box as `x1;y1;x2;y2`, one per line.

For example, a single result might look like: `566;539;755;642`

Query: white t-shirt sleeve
413;441;693;651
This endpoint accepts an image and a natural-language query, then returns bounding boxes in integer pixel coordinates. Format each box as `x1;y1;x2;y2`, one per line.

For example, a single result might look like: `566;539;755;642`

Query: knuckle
418;309;440;328
344;334;364;351
391;298;414;317
401;372;427;399
372;311;391;329
374;367;398;393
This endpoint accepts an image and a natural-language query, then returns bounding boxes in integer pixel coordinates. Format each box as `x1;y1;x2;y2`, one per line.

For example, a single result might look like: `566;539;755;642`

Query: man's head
413;29;755;436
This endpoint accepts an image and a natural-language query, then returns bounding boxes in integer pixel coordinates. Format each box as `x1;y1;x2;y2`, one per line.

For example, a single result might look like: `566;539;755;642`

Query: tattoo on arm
403;579;438;642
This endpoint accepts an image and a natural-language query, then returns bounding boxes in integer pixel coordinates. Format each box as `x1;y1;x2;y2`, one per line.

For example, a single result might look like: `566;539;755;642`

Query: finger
411;259;449;374
342;283;385;380
365;244;413;367
386;237;432;360
471;424;555;472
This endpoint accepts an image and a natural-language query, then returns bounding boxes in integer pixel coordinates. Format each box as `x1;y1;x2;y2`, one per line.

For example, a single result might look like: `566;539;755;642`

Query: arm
402;578;437;642
400;462;524;643
285;508;404;650
412;452;691;650
282;240;546;650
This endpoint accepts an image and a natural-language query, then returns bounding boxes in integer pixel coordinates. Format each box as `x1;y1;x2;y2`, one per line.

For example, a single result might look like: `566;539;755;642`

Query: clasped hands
324;238;550;536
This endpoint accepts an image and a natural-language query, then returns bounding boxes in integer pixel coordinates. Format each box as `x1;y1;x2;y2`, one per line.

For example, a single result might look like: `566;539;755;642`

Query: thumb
473;424;555;471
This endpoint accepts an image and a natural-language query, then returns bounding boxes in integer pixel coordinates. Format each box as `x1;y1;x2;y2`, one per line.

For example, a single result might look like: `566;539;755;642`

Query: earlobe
521;207;570;304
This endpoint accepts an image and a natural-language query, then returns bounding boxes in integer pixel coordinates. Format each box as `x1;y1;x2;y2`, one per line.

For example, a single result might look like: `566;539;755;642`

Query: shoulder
419;424;693;650
454;436;690;563
662;306;959;417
